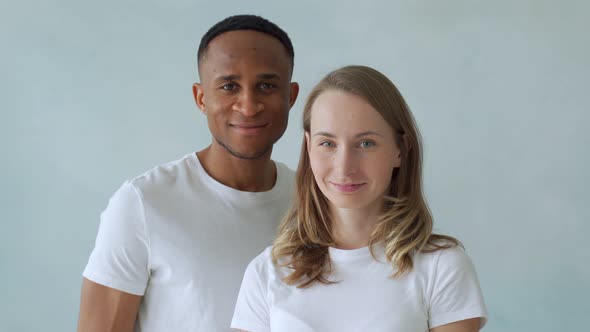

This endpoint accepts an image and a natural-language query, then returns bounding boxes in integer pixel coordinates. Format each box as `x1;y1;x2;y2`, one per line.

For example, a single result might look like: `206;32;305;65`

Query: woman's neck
330;204;381;250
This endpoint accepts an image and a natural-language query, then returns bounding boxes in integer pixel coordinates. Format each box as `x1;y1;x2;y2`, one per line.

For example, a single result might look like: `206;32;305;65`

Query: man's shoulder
127;153;197;191
273;160;296;188
274;160;295;175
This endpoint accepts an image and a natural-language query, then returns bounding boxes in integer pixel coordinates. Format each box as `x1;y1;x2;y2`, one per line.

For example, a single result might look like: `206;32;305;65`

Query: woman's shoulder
413;244;487;328
246;246;274;272
413;244;475;276
243;246;292;285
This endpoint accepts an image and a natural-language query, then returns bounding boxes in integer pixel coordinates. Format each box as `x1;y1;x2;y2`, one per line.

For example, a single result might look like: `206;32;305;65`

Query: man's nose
232;90;263;116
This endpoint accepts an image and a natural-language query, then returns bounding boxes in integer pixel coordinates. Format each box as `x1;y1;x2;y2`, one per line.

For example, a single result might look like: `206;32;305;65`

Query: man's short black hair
197;14;294;69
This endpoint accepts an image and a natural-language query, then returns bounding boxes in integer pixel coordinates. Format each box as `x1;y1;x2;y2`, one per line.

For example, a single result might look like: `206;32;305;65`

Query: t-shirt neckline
187;152;287;203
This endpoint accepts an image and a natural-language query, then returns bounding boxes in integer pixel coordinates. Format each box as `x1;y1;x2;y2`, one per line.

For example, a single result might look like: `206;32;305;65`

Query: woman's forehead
310;90;391;135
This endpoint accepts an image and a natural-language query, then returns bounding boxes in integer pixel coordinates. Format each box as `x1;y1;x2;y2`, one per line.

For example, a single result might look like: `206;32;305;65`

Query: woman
231;65;487;332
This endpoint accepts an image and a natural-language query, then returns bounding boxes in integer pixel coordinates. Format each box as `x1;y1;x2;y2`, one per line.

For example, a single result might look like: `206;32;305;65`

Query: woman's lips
330;182;366;193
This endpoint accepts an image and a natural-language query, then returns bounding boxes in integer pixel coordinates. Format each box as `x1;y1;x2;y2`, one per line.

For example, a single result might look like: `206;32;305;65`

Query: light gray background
1;0;588;331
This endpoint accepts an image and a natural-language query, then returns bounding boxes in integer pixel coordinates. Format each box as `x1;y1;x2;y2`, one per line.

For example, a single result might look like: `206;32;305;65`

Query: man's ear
192;83;206;114
288;82;300;109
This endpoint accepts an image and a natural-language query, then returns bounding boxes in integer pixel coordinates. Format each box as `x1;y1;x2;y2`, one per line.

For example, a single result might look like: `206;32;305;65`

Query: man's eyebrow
257;73;281;80
312;131;384;138
215;74;239;82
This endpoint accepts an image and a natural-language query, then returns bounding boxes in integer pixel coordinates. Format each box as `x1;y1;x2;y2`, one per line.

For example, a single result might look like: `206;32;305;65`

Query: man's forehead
211;72;282;82
199;30;291;80
208;30;284;52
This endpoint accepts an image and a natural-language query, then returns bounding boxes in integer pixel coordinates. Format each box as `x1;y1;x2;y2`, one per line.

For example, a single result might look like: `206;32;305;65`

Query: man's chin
224;145;273;160
214;136;277;160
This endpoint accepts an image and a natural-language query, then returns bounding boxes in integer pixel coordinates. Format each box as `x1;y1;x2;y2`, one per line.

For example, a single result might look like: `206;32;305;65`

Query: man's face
194;30;298;160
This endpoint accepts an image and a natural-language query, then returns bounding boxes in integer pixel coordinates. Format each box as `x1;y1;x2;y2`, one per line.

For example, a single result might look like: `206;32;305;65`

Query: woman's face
306;90;401;213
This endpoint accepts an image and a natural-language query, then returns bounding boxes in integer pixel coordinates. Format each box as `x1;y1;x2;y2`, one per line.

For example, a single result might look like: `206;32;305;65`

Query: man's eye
221;83;237;91
359;140;375;148
260;83;276;89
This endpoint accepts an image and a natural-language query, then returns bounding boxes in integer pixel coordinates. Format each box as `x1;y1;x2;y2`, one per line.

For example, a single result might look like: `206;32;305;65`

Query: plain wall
1;0;588;331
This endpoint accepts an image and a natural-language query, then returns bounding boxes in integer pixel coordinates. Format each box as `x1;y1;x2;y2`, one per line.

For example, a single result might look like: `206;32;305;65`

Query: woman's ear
391;133;404;168
403;134;411;153
305;131;311;153
397;133;411;158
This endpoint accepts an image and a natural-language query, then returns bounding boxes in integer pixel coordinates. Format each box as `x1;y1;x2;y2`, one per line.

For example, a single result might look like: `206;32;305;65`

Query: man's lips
330;182;367;193
230;123;268;135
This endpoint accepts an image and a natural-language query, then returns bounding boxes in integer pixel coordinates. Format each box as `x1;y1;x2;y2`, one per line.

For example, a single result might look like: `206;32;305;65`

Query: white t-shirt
232;244;487;332
83;152;295;332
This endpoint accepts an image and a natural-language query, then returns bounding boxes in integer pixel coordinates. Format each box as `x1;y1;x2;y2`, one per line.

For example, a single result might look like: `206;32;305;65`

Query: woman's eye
359;140;375;148
320;141;334;147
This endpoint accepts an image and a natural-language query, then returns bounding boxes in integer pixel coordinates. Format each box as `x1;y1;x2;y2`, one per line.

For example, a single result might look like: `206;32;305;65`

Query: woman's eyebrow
312;131;383;138
354;131;383;138
313;131;335;138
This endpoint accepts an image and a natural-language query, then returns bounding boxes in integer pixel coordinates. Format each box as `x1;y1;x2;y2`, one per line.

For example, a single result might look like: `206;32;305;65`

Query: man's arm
77;278;142;332
79;181;150;331
430;318;481;332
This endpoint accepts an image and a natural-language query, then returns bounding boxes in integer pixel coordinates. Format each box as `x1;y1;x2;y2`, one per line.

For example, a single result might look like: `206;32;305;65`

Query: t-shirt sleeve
82;181;150;296
231;251;272;332
427;247;488;329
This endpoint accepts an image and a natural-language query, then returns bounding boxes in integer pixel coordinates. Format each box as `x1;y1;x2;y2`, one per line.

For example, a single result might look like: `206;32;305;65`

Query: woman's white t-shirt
232;244;487;332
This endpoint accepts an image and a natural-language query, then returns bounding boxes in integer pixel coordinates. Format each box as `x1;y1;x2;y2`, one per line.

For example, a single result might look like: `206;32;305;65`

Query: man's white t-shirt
83;153;295;331
232;244;487;332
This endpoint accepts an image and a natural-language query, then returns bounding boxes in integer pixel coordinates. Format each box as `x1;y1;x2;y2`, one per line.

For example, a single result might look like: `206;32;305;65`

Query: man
77;15;299;331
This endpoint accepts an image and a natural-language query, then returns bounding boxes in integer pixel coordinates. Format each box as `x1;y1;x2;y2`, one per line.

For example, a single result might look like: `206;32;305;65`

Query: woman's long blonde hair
272;65;459;288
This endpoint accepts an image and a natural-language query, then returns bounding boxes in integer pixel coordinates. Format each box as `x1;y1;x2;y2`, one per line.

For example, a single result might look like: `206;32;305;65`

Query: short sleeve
427;247;488;329
231;250;272;332
82;181;150;296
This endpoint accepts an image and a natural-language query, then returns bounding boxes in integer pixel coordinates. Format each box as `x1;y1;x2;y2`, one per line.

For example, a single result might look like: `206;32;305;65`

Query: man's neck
196;145;277;192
